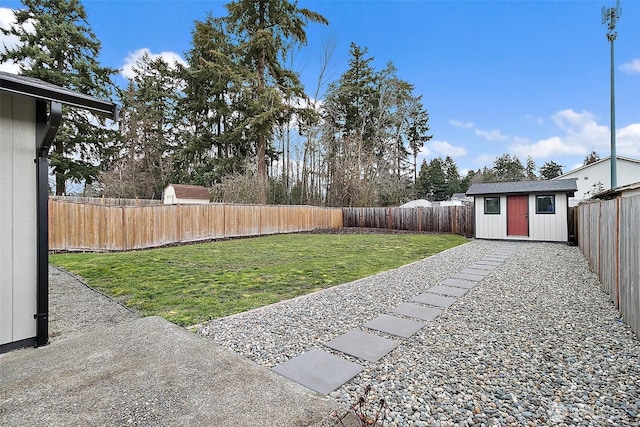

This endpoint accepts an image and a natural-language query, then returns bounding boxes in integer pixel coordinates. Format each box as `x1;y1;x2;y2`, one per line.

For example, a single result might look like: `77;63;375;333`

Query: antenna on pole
602;0;621;189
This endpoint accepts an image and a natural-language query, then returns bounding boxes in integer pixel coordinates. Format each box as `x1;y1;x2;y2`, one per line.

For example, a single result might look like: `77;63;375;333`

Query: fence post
453;206;458;235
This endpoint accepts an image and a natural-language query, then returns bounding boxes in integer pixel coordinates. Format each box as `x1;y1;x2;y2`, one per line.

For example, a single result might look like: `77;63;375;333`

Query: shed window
536;195;555;214
484;197;500;214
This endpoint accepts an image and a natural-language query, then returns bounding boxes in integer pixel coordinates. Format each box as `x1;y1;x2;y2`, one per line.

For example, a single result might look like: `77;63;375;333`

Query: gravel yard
199;240;640;426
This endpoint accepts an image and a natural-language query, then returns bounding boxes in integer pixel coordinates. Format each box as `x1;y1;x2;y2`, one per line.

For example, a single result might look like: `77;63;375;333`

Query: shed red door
507;195;528;236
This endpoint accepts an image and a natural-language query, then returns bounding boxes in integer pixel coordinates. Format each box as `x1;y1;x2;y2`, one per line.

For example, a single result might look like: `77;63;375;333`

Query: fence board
342;205;474;236
49;199;343;251
577;194;640;338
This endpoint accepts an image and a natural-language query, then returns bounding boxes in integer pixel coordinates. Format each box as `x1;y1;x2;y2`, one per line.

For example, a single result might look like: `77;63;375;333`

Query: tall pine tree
1;0;117;195
223;0;328;186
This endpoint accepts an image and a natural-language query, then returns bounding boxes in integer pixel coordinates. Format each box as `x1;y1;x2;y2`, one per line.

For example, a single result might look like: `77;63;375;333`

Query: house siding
0;93;37;347
557;157;640;206
474;193;568;242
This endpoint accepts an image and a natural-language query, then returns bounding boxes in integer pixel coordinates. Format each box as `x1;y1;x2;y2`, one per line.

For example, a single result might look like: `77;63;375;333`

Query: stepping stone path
271;244;520;394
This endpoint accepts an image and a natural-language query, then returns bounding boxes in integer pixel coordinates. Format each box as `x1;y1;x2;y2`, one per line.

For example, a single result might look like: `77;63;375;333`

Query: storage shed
466;179;577;242
0;71;117;353
163;184;210;204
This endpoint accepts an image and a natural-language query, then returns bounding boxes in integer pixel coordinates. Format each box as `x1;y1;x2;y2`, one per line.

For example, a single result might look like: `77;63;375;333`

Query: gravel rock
49;265;138;341
199;240;640;426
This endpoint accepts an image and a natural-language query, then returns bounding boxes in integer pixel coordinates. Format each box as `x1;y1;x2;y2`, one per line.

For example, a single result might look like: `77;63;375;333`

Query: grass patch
50;233;468;326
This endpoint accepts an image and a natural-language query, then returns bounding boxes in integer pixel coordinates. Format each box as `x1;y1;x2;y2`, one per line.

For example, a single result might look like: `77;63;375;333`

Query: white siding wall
529;193;568;242
0;93;37;346
163;186;176;204
474;193;569;242
474;195;507;239
560;158;640;206
174;197;209;205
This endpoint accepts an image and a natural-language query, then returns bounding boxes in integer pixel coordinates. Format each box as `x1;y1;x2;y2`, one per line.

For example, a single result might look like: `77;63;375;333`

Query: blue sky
1;0;639;175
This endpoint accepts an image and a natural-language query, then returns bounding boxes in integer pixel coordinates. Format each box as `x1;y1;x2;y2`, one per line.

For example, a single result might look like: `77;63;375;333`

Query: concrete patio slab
1;317;338;426
411;292;457;308
364;314;425;338
272;348;364;395
325;330;399;362
391;303;443;321
428;285;469;297
439;278;478;289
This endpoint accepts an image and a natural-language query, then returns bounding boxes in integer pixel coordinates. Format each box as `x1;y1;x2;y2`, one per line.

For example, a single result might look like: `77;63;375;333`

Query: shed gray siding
0;92;38;348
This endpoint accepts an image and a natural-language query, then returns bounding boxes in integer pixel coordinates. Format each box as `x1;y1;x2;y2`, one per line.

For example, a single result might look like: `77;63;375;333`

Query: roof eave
0;74;118;120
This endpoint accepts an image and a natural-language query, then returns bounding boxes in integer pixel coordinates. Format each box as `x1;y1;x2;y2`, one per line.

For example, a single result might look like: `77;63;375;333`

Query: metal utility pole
602;0;621;189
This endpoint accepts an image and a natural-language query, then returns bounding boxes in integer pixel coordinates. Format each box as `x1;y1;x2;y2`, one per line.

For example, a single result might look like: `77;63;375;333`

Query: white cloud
617;123;640;157
524;114;544;125
621;59;640;74
472;154;497;168
474;128;508;141
449;119;474;129
121;48;187;79
429;140;467;157
509;108;640;160
0;7;35;73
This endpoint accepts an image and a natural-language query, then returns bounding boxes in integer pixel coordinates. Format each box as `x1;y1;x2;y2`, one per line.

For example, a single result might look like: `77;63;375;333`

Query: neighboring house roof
399;199;432;208
167;184;209;200
554;155;640;178
466;179;578;196
589;181;640;200
451;193;471;200
0;71;118;120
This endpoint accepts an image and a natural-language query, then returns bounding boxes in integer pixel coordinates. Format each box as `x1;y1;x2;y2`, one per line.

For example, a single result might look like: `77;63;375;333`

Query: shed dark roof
168;184;210;200
0;71;118;120
466;179;578;196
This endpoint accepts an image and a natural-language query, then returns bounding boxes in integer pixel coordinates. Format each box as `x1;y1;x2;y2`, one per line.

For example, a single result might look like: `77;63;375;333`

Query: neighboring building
432;200;463;207
0;71;117;353
399;199;432;208
451;193;474;203
163;184;210;204
554;156;640;206
588;181;640;201
466;179;577;242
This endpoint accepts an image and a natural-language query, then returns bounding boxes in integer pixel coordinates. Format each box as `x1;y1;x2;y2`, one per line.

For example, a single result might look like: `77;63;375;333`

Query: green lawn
50;233;468;326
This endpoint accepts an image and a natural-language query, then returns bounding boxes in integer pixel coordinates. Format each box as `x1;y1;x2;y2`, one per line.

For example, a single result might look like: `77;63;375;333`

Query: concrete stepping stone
364;314;425;338
428;285;469;297
450;272;483;282
391;303;443;321
468;263;495;271
459;268;491;277
476;260;502;266
482;255;506;261
272;348;363;395
325;330;399;362
439;278;478;289
411;292;457;308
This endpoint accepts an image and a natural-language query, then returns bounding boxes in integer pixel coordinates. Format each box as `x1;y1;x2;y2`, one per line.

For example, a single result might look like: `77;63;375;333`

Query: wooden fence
576;195;640;337
49;199;343;251
342;205;474;236
50;196;162;206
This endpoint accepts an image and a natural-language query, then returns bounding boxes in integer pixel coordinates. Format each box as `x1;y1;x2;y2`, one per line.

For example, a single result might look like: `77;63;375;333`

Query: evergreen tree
539;160;564;180
100;53;180;198
443;156;462;198
492;154;525;181
1;0;117;195
223;0;328;184
584;150;600;165
525;156;537;180
173;14;249;187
